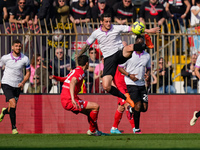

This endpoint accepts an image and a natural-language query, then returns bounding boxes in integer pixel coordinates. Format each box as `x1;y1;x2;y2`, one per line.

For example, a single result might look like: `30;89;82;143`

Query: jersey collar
10;52;21;62
100;24;113;33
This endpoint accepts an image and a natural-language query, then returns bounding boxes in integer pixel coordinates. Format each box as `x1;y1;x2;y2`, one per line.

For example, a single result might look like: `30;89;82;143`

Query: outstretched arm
52;75;67;82
144;27;160;34
77;44;90;57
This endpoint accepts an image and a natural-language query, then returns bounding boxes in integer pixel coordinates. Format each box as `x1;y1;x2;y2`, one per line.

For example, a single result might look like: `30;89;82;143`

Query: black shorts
127;85;148;103
102;50;129;78
1;84;21;102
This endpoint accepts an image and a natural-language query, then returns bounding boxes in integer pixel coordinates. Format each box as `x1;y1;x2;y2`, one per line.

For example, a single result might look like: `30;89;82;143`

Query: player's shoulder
1;53;11;60
20;53;29;60
143;51;150;56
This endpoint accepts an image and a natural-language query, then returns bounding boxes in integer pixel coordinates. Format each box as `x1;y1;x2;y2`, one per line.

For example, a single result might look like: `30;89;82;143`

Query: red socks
126;110;135;128
88;110;99;132
112;110;123;128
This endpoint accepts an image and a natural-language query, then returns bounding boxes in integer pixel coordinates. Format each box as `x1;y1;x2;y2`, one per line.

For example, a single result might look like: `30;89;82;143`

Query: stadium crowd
0;0;200;94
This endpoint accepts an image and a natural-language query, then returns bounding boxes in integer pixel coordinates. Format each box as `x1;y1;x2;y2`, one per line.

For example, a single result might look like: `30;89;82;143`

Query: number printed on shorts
79;100;85;109
143;94;148;102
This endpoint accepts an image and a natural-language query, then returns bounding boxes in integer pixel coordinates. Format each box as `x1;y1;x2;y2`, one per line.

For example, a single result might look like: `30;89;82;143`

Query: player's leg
0;107;8;122
127;85;142;133
102;75;126;99
8;98;18;134
133;101;142;134
125;103;135;130
81;101;102;135
110;104;124;134
190;111;200;126
122;34;154;59
102;76;134;107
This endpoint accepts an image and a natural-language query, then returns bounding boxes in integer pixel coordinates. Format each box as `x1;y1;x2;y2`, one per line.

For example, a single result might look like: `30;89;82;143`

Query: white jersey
86;25;131;58
190;6;200;26
195;55;200;68
122;51;151;86
0;52;30;87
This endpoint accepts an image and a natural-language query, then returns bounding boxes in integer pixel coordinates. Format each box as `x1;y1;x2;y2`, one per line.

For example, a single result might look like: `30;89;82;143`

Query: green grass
0;134;200;150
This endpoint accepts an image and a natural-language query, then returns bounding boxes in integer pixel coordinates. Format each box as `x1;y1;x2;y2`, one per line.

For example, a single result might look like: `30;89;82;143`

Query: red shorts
117;86;128;106
61;96;88;114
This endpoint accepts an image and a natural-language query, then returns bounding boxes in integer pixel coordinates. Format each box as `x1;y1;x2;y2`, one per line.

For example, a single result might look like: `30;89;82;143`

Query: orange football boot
125;93;134;108
145;34;154;49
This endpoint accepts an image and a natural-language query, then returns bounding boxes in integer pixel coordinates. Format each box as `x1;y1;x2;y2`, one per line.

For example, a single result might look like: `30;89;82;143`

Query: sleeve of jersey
195;56;200;68
25;57;30;70
146;56;151;69
53;75;68;82
0;56;5;68
86;32;96;45
115;25;130;33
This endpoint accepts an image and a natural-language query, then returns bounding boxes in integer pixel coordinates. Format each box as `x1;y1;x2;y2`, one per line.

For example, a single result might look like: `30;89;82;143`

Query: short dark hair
135;35;144;41
12;39;21;46
89;47;96;53
196;0;200;4
17;0;26;3
78;55;89;66
100;13;112;21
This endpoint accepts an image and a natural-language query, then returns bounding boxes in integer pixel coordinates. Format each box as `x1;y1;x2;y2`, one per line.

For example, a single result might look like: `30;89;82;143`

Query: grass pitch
0;134;200;150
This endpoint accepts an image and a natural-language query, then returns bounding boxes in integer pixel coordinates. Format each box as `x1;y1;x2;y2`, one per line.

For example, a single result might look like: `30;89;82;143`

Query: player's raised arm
144;27;160;34
77;44;91;58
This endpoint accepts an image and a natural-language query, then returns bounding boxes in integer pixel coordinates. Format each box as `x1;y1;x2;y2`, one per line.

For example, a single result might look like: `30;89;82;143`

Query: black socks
3;108;9;115
9;108;16;129
109;86;126;100
196;111;200;118
134;110;140;129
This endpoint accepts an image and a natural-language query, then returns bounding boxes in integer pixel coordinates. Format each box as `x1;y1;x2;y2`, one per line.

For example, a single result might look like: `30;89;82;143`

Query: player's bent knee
134;102;142;112
118;105;125;112
94;103;100;111
102;84;111;92
9;99;16;108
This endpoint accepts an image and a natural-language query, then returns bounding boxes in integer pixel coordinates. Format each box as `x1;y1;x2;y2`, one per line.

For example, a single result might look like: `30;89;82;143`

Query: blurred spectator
113;0;136;24
9;0;30;24
36;59;52;93
50;48;76;92
86;48;99;93
6;0;17;14
94;56;104;80
0;0;8;24
6;0;40;33
190;0;200;26
106;0;121;8
91;0;113;22
147;62;157;93
165;0;190;52
27;75;42;93
181;52;198;93
139;0;167;27
56;0;70;23
157;57;176;93
34;0;56;27
30;54;41;83
93;56;105;93
69;0;91;25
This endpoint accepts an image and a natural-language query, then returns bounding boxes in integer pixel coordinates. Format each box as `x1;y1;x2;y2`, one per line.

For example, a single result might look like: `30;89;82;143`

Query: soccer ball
131;21;145;35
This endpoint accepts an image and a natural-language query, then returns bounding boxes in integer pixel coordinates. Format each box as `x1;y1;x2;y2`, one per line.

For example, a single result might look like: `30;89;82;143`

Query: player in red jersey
51;55;107;136
110;66;135;134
